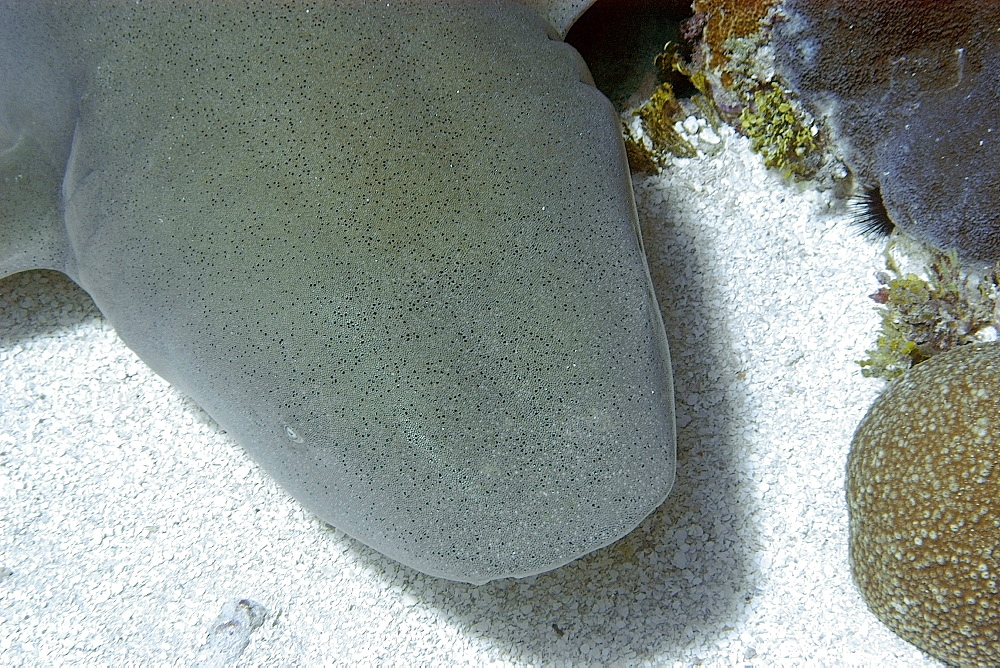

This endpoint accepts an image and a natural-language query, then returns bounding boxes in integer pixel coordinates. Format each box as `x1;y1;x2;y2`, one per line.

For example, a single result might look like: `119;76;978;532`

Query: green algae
738;84;819;179
858;246;1000;380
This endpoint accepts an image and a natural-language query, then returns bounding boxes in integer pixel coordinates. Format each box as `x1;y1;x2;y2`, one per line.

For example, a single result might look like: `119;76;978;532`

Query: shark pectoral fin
0;120;73;278
522;0;596;38
0;1;85;279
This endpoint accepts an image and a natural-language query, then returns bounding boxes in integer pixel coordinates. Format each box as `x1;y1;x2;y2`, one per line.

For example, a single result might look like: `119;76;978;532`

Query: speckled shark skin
0;0;675;583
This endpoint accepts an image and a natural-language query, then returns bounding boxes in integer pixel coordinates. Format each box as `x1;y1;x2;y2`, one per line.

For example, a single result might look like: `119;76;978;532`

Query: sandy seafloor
0;117;944;666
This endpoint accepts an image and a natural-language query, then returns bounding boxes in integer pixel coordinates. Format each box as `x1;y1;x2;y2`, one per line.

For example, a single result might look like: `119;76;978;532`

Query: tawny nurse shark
0;0;675;584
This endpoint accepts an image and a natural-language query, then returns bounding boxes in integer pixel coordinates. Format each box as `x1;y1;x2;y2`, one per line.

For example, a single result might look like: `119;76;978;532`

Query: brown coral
692;0;775;71
847;343;1000;666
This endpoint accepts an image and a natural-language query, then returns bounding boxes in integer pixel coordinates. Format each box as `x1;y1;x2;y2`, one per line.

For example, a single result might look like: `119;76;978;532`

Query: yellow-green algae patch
676;0;828;181
624;81;698;173
621;46;728;174
858;247;1000;381
738;83;818;179
848;343;1000;666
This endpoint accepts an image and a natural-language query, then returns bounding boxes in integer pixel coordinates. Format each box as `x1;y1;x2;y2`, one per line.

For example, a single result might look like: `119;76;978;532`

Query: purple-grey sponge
773;0;999;263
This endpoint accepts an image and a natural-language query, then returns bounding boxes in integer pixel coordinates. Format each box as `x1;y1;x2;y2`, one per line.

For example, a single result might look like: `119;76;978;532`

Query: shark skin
0;0;675;584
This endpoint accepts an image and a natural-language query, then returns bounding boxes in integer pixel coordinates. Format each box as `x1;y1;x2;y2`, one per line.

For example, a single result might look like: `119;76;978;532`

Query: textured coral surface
693;0;775;71
848;343;1000;666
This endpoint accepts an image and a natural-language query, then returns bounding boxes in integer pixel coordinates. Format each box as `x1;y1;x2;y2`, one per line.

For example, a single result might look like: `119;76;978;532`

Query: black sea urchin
851;186;895;240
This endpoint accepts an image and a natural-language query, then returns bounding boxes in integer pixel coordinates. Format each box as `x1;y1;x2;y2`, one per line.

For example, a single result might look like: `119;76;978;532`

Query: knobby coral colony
849;343;1000;666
